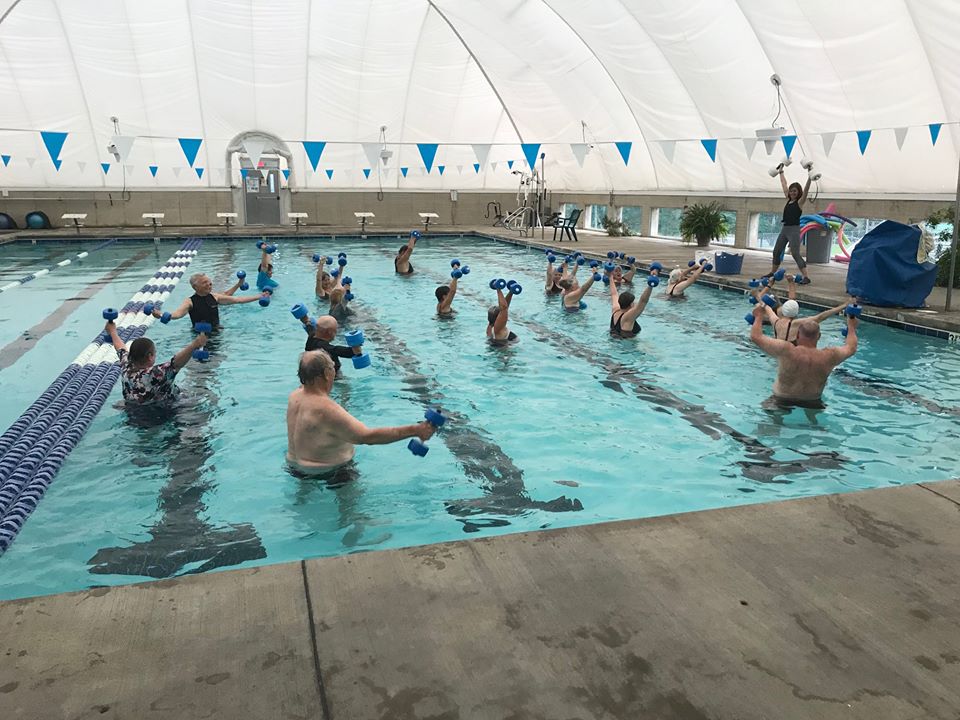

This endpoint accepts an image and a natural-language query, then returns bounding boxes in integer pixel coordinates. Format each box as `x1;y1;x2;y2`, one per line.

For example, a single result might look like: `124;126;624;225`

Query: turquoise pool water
1;234;959;600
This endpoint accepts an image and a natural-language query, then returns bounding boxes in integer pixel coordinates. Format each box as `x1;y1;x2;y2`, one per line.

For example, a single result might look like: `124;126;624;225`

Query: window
587;204;608;231
558;203;580;222
714;211;737;246
619;206;643;236
656;208;683;238
753;213;781;250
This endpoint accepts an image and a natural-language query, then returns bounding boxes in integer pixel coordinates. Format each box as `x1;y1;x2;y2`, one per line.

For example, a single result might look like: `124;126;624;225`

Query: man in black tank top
765;165;812;284
152;273;269;331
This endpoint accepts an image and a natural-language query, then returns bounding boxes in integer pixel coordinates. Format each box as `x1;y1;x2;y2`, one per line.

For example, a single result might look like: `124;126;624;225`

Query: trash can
713;251;744;275
805;228;833;264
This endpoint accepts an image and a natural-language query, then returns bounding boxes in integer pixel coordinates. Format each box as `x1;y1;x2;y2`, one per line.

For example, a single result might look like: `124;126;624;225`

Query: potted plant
680;202;729;247
601;215;629;237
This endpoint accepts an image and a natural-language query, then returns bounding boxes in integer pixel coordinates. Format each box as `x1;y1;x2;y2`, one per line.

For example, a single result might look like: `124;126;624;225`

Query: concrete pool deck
2;480;959;720
4;222;960;337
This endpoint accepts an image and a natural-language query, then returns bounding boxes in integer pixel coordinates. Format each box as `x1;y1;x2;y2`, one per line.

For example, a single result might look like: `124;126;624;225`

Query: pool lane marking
0;238;118;292
0;249;151;371
345;302;584;525
400;258;848;484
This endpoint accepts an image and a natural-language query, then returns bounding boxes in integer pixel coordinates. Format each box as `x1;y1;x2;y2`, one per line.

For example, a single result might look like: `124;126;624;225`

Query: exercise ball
0;212;16;230
25;210;51;229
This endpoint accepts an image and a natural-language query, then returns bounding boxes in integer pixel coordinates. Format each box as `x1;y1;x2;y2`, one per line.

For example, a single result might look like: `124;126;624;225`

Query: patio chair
553;208;581;242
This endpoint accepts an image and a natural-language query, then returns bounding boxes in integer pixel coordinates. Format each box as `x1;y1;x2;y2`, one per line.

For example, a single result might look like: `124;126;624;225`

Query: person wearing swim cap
609;268;657;338
287;351;436;474
766;166;812;284
754;276;848;344
154;273;268;331
664;262;706;299
395;231;417;275
749;304;858;409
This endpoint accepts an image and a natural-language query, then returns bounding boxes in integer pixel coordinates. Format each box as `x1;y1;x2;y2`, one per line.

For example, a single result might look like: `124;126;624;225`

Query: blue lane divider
0;238;204;554
0;238;118;292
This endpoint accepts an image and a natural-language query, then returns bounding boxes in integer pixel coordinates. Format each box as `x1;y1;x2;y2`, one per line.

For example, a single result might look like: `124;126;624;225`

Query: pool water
1;234;959;600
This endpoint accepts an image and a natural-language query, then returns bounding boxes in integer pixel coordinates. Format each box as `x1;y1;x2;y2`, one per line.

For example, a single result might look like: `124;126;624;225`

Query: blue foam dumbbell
237;270;247;280
341;276;353;286
650;261;663;272
452;269;463;279
345;329;365;347
761;294;778;308
450;258;461;268
647;275;660;288
793;274;804;283
490;278;507;290
142;301;155;315
102;308;118;321
266;244;278;254
338;257;347;267
240;282;249;291
627;256;636;264
745;313;756;325
160;312;172;324
548;254;557;263
607;251;617;259
576;257;585;266
290;303;309;320
773;269;786;282
749;278;761;288
255;240;265;249
593;272;602;282
604;262;615;273
408;408;446;457
411;230;421;239
841;327;849;337
704;263;714;272
345;291;355;301
461;266;470;275
688;260;696;267
748;295;759;305
259;293;271;307
506;280;522;295
192;348;210;362
194;322;212;334
845;304;862;318
589;260;599;269
330;269;340;278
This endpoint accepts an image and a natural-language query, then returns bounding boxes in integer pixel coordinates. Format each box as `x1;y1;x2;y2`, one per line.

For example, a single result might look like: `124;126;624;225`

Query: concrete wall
0;189;950;248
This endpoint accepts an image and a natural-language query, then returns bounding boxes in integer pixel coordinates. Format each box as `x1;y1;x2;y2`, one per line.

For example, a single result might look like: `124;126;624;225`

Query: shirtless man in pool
286;351;436;472
749;304;858;408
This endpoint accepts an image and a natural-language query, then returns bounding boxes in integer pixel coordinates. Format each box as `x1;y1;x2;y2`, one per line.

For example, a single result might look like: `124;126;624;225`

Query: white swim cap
668;269;683;285
782;300;800;318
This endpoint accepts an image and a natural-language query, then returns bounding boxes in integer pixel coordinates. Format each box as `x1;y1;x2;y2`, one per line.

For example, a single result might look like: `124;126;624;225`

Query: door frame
225;131;295;226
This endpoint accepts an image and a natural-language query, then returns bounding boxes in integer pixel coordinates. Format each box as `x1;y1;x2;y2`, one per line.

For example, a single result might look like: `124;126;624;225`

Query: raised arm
105;320;126;352
809;303;847;325
214;291;266;305
221;279;242;297
673;264;705;294
171;331;207;370
800;174;812;205
831;316;859;363
608;276;621;311
327;402;434;446
750;306;791;358
545;260;555;289
153;297;192;321
779;168;789;198
438;277;458;313
492;289;510;334
569;273;596;302
623;283;655;324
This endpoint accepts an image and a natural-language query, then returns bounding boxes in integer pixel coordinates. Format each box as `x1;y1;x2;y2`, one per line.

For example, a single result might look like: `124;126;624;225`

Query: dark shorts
286;459;359;488
765;394;826;410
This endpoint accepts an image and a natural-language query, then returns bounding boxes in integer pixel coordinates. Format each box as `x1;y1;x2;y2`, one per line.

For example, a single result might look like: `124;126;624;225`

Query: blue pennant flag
303;142;326;172
700;139;718;162
240;168;249;179
149;165;158;177
438;165;445;176
325;169;334;180
507;160;514;170
856;130;871;155
178;138;202;167
1;154;10;167
401;167;409;178
417;143;438;173
362;168;371;179
101;163;110;175
40;131;68;167
53;159;62;171
615;141;632;165
282;169;290;180
929;123;942;146
521;143;541;170
473;163;480;174
781;135;797;157
195;167;204;179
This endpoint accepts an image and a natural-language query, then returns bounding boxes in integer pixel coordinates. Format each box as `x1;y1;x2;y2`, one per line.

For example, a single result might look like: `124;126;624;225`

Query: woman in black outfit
766;167;812;284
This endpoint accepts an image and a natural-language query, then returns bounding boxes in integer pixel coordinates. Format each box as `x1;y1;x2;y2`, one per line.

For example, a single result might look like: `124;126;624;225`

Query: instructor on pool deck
749;304;858;408
286;351;436;472
765;164;812;285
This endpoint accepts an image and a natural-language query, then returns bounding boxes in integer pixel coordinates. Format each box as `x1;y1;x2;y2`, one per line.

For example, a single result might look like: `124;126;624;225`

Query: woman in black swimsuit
544;255;564;294
610;268;657;337
395;231;418;275
487;280;519;346
766;166;812;284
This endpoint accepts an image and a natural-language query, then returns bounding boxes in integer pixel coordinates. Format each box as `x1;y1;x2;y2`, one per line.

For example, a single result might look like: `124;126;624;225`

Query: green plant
601;215;629;237
679;202;729;247
927;208;959;288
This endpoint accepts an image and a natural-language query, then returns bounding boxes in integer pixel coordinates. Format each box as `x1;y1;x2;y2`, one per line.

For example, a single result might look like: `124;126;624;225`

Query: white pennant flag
894;127;909;151
110;135;136;162
383;168;392;181
343;169;353;181
659;141;676;164
491;161;498;172
742;138;757;160
215;168;226;183
243;138;266;169
821;132;837;157
570;143;590;168
26;157;36;168
76;161;86;173
361;143;382;169
472;144;491;168
123;164;135;175
172;166;182;178
456;164;464;175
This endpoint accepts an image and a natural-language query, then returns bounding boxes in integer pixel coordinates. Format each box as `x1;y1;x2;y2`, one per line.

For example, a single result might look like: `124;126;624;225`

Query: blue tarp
845;220;937;307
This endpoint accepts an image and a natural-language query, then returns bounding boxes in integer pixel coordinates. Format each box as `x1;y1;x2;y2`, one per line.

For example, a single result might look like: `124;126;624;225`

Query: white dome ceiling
0;0;957;195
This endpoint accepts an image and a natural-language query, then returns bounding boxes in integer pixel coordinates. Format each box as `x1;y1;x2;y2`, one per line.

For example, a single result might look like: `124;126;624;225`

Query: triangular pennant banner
417;143;438;173
302;141;326;171
26;157;36;168
438;165;445;176
149;165;158;177
781;135;797;157
491;162;498;172
400;167;409;178
195;167;204;179
362;168;371;179
473;163;480;173
110;135;135;162
101;163;110;175
929;123;942;146
123;164;135;175
343;169;353;181
521;143;541;172
240;168;249;179
456;165;464;174
172;166;182;178
700;139;717;162
325;169;334;180
1;155;9;167
893;127;909;151
76;161;86;173
53;159;62;171
615;141;632;166
243;138;266;168
471;144;491;167
40;131;68;166
570;143;589;168
856;130;871;155
282;169;290;180
659;141;676;164
507;160;514;170
821;132;837;157
742;138;757;160
361;143;381;169
178;138;202;167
